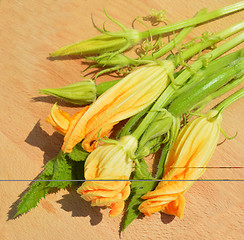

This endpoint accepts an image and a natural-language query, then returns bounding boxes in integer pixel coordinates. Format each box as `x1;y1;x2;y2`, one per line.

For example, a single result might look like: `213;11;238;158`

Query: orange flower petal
77;178;131;217
109;201;125;217
139;202;164;217
162;194;185;219
82;121;115;152
45;103;71;135
45;104;89;136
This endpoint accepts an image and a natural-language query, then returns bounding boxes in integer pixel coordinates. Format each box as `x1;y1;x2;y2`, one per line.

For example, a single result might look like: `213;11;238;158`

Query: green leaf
47;152;73;189
15;157;56;217
41;157;55;176
14;181;49;218
67;143;89;161
15;152;75;217
14;163;53;218
122;159;157;232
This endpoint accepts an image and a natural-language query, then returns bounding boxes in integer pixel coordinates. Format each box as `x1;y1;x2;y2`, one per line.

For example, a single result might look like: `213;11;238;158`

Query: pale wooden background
0;0;243;239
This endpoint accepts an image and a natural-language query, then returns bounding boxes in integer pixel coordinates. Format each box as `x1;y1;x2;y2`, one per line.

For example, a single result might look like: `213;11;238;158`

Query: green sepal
96;79;121;96
49;29;142;57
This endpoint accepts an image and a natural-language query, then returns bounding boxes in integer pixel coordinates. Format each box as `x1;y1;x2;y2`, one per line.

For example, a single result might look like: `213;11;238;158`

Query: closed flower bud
138;110;222;218
40;80;96;105
87;53;137;68
77;135;138;217
138;110;173;149
50;29;142;57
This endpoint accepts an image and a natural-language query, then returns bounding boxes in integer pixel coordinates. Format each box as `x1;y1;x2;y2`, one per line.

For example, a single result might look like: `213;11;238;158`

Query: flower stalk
142;2;244;38
50;2;244;57
215;87;244;113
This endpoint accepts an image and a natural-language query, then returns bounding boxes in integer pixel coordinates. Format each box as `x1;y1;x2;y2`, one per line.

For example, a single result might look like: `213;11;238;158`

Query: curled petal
45;103;71;135
139;202;164;217
138;193;185;218
77;178;130;217
163;194;185;219
46;104;89;135
109;202;125;217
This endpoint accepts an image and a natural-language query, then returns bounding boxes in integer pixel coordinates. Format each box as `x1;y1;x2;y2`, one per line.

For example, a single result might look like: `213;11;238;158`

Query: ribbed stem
140;2;244;38
196;76;244;109
132;32;244;139
141;8;207;60
172;21;244;66
168;58;244;117
215;87;244;113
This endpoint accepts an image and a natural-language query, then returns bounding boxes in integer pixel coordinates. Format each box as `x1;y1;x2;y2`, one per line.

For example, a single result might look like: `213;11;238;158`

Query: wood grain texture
0;0;243;239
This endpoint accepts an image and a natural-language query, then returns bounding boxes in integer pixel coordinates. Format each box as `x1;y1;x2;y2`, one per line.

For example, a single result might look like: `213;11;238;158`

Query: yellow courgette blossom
138;110;222;218
53;60;174;153
77;135;138;217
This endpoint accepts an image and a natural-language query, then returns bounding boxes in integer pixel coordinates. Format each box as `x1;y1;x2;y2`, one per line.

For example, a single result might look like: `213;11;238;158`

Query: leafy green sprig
14;144;88;218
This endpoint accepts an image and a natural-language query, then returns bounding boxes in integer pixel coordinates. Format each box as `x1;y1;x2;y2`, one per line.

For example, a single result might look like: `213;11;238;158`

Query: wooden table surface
0;0;244;239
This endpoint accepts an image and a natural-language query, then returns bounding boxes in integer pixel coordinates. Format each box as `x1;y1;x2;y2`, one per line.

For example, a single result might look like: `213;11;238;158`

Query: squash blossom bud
40;80;96;105
77;135;138;217
50;29;142;57
87;53;138;67
61;60;174;153
138;110;222;218
138;110;173;149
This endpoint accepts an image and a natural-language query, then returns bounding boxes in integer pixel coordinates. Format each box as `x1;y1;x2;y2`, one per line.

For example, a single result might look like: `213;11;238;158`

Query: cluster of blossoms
45;52;243;218
46;60;175;216
16;2;244;231
44;6;244;220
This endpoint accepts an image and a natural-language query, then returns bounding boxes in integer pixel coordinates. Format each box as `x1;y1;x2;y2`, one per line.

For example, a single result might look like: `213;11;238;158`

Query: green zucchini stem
141;8;208;61
132;32;244;140
194;76;244;111
172;21;244;66
215;86;244;113
140;1;244;39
